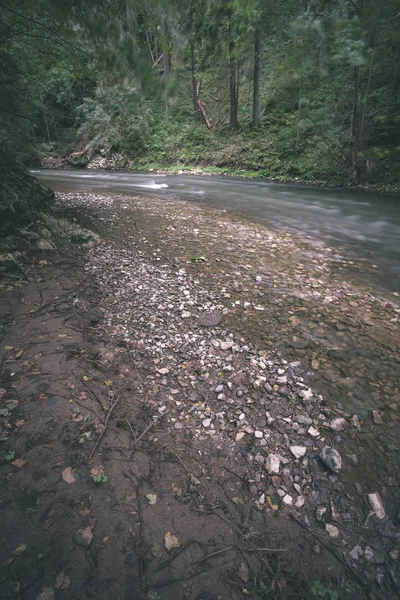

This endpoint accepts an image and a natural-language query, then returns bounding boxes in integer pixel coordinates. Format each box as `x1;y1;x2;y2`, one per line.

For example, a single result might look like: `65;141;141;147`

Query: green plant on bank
4;451;15;462
311;580;340;600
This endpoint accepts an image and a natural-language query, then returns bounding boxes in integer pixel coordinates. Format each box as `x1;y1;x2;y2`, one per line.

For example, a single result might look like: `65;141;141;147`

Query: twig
135;413;164;446
290;513;367;590
88;400;118;460
195;546;233;565
163;445;191;475
81;380;108;417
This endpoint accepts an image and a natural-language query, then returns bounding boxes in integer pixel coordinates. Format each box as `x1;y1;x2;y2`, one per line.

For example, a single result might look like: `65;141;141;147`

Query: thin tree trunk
229;40;239;131
359;49;376;145
252;26;261;128
190;41;200;118
350;66;359;175
42;103;51;144
296;71;303;150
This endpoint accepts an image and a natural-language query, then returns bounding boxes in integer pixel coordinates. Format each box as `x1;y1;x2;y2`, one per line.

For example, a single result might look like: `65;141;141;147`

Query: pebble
320;446;342;472
325;523;339;538
254;430;263;439
282;494;293;506
202;418;212;427
349;545;363;560
330;418;346;431
220;341;234;351
181;311;191;319
308;426;320;437
265;454;280;474
372;410;383;425
290;446;307;459
174;422;183;430
367;492;386;519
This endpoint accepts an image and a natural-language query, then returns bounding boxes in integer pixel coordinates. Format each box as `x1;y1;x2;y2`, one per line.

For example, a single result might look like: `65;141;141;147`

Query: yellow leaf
273;384;279;391
104;380;112;387
82;376;88;382
14;543;27;556
242;588;249;595
4;346;13;351
69;399;73;403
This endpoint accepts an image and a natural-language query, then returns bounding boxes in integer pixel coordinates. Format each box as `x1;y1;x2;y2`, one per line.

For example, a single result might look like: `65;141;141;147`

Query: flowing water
33;169;400;294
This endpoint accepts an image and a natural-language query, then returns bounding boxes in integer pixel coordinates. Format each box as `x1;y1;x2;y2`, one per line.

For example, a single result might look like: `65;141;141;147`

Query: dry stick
81;380;108;417
88;400;117;461
290;513;368;591
196;509;273;575
164;445;191;476
135;413;164;446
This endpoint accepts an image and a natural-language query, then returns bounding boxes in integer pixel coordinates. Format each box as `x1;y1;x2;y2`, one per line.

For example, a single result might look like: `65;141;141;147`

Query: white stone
308;426;320;437
290;446;307;459
349;545;363;561
202;418;211;428
282;494;293;506
220;341;234;351
254;430;263;439
181;311;191;319
295;496;305;508
325;523;339;538
265;454;280;474
330;418;346;431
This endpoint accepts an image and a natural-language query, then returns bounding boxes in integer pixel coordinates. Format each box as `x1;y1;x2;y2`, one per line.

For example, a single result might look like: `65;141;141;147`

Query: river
33;169;400;294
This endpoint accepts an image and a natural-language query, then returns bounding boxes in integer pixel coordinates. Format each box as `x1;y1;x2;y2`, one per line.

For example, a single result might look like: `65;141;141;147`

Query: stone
220;341;234;351
158;368;169;375
202;418;211;427
364;546;375;561
308;426;320;437
330;418;346;432
181;311;191;319
349;545;363;561
295;496;305;508
351;415;361;430
174;421;183;430
290;446;307;459
38;239;55;250
254;430;263;439
372;410;383;425
265;454;280;474
325;523;339;538
282;494;293;506
320;446;342;473
367;492;386;519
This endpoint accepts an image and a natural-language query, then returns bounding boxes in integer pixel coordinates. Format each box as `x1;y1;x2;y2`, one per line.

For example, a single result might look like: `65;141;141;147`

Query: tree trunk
191;41;200;118
350;66;359;176
252;26;261;128
229;40;239;131
158;2;171;78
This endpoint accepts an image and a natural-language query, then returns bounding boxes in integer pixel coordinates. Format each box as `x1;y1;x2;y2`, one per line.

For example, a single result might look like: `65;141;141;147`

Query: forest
1;0;400;193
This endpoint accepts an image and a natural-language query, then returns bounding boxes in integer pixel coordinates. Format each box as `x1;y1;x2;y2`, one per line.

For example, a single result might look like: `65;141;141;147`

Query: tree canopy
1;0;400;187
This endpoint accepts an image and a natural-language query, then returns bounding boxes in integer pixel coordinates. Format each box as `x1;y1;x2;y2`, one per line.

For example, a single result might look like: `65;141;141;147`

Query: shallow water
33;169;400;293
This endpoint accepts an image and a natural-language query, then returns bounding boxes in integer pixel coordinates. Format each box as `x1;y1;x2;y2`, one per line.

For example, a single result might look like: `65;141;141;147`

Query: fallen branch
134;413;165;446
88;399;118;460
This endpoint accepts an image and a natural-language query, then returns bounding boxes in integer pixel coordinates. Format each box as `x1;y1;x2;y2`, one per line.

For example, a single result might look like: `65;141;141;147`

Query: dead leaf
0;388;6;398
102;536;109;544
62;467;76;484
237;561;249;583
71;413;83;423
73;527;93;548
15;419;25;427
12;458;25;468
13;543;27;556
54;572;70;590
146;493;157;505
36;587;55;600
15;350;24;359
164;531;181;551
78;509;91;517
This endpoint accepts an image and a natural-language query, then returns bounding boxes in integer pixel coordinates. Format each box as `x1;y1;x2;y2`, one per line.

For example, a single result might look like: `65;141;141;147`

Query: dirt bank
0;192;399;600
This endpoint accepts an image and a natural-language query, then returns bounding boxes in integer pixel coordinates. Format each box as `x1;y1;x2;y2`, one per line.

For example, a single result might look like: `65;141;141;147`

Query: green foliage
311;580;339;600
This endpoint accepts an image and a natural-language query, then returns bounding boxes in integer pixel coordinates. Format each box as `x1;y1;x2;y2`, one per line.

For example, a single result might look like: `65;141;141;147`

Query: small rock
202;418;212;428
38;240;55;250
316;506;327;521
181;311;191;319
295;496;305;508
54;572;71;590
308;426;320;437
364;546;375;561
265;454;280;474
330;418;346;432
313;544;321;555
254;430;263;439
320;446;342;473
349;545;363;561
36;588;55;600
237;561;249;583
158;368;169;375
367;492;386;519
290;446;307;459
220;341;234;351
372;410;383;425
351;415;361;430
174;421;183;430
325;523;339;538
282;494;293;506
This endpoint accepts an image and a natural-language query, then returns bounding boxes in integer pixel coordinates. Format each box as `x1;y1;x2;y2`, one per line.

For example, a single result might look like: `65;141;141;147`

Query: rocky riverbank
0;191;399;599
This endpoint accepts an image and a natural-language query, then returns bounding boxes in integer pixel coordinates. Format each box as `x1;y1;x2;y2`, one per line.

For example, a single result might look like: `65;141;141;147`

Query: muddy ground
0;191;399;600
